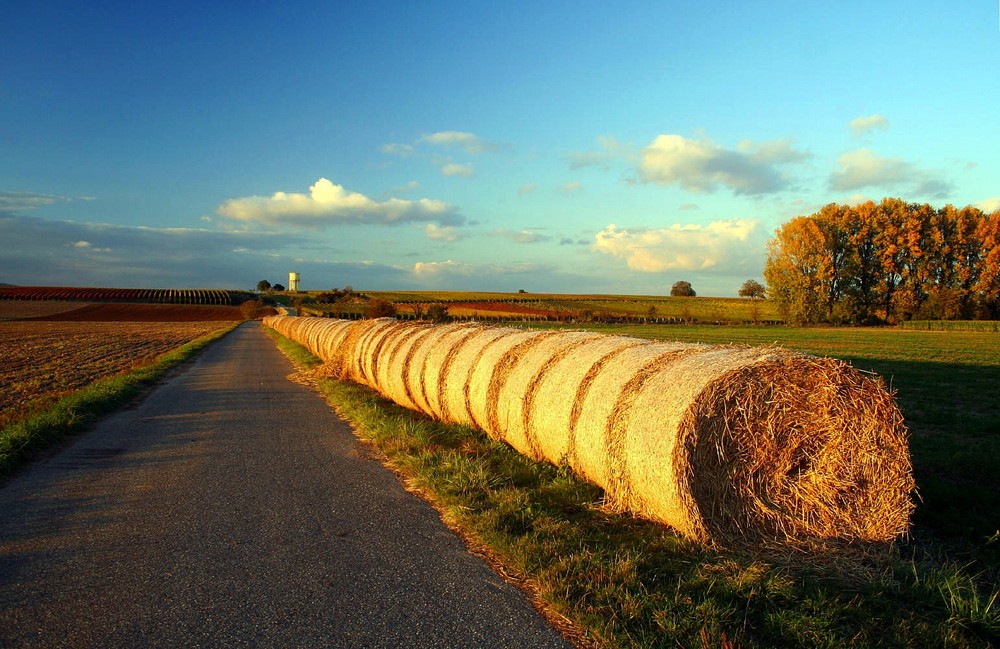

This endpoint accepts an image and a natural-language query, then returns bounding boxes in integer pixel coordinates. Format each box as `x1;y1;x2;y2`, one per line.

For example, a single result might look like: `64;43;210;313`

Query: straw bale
498;331;605;459
438;327;516;427
568;341;702;488
379;324;436;411
522;336;641;472
368;320;420;398
615;348;914;544
413;324;484;419
317;320;355;362
465;329;556;438
262;316;914;547
352;318;399;384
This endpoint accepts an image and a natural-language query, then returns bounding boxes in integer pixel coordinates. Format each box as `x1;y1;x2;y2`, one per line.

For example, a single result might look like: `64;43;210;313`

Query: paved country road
0;322;571;648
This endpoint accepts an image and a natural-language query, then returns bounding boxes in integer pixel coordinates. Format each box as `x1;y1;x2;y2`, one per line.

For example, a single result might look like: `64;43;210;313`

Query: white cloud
73;240;91;248
977;197;1000;213
420;131;495;155
593;219;758;272
518;183;536;196
638;135;805;195
425;223;462;242
829;149;952;198
413;260;475;276
0;191;67;212
850;114;889;135
217;178;463;228
441;162;474;177
491;228;551;244
560;182;583;194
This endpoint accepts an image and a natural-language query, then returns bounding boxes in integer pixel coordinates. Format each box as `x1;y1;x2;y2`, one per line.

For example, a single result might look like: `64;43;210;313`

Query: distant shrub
364;298;397;319
671;281;696;297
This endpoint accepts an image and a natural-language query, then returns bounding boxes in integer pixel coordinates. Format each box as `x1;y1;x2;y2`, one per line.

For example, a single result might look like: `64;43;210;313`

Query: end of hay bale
682;354;915;547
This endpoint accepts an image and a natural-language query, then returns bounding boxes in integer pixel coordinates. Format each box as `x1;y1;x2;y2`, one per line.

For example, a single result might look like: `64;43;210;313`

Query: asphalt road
0;322;571;648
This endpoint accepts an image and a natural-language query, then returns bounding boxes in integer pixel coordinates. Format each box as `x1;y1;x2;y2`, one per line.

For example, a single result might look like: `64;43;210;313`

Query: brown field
0;320;236;427
0;301;246;322
0;301;94;321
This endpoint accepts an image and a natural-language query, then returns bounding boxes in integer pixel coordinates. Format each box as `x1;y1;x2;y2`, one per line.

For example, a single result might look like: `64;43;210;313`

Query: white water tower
288;272;300;292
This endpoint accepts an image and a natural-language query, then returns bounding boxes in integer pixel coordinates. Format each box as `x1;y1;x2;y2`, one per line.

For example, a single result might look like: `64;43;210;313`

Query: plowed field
0;301;93;321
0;321;234;427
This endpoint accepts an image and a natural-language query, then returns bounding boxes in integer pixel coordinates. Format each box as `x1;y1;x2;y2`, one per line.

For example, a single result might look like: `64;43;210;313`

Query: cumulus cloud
829;149;953;198
491;228;551;244
425;223;462;242
977;197;1000;213
420;131;495;155
412;260;475;276
441;162;474;177
850;114;889;135
592;219;759;272
638;135;807;195
217;178;463;228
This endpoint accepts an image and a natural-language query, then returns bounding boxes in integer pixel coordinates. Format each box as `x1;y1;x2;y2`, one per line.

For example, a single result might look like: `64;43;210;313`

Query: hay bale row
264;315;914;546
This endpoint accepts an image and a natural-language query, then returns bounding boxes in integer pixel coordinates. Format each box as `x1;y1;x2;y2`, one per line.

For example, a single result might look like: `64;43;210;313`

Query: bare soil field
0;320;235;427
27;303;246;321
0;301;94;321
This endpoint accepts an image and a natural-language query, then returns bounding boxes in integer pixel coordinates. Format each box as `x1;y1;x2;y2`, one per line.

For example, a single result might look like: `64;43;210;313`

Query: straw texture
264;315;914;546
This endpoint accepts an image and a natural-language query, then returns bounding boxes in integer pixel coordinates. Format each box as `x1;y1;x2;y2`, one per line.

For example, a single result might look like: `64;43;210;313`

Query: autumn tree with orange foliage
765;198;999;324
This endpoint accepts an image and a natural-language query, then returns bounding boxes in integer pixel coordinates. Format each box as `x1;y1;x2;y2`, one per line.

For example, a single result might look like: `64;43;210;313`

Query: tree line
764;198;1000;325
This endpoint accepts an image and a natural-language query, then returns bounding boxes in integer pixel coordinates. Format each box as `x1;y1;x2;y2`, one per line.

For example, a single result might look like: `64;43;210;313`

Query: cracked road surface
0;322;570;648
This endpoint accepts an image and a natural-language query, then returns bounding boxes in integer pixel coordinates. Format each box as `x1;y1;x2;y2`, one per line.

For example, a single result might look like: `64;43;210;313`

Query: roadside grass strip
0;323;239;477
265;325;1000;649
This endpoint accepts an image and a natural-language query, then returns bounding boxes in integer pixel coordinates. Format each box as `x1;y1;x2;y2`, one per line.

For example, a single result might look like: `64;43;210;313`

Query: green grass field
265;321;1000;648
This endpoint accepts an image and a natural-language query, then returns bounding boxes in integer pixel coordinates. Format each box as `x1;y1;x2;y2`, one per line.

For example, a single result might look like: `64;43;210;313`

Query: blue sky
2;1;998;296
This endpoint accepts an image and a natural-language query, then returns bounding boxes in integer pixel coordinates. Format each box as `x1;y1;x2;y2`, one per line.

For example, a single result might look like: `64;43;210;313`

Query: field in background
0;301;243;433
296;289;782;324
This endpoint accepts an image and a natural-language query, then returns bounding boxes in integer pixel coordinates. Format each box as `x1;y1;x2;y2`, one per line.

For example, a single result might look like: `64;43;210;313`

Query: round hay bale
378;324;436;411
317;320;355;363
466;329;556;437
568;341;701;488
496;330;605;459
351;319;398;384
525;335;645;470
367;320;419;398
261;316;914;547
438;327;516;427
413;324;484;419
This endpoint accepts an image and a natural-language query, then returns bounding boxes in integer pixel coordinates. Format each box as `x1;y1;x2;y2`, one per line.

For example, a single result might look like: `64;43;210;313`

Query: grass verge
0;322;239;477
264;325;999;648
